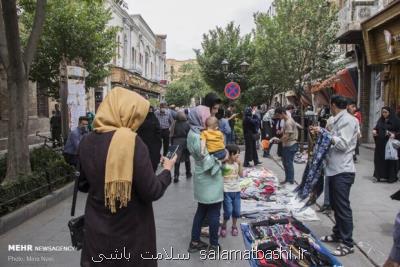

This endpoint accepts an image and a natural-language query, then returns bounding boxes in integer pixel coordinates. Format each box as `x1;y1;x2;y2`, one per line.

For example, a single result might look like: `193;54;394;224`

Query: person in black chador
138;106;162;172
373;106;400;183
243;107;261;167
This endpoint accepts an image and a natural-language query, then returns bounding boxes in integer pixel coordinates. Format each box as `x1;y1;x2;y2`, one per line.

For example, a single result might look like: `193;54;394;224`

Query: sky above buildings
126;0;273;60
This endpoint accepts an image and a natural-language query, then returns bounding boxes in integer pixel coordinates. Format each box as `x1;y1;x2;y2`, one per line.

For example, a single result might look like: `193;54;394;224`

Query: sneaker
243;163;252;168
186;173;192;179
231;226;239;236
188;240;209;253
173;177;179;183
220;226;227;237
254;161;262;166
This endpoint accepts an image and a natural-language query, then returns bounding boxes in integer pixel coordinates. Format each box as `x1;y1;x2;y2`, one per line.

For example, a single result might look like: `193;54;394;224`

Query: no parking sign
224;82;241;100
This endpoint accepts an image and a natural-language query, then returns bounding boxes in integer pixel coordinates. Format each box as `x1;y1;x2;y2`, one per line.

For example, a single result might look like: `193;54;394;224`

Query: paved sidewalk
0;146;397;266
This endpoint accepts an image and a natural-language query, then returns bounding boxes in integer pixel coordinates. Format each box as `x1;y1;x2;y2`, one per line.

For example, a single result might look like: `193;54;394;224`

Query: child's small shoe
231;226;238;236
220;226;227;237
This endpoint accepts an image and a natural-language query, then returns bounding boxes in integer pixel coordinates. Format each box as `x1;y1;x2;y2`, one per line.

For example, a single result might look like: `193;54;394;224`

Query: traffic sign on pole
224;82;241;100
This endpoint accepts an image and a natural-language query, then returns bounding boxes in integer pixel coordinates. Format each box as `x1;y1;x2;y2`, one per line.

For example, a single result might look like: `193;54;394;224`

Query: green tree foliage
20;0;118;98
252;0;340;100
196;22;254;95
165;63;211;107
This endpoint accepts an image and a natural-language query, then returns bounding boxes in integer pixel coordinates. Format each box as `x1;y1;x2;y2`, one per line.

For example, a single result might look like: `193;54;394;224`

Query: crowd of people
48;88;400;266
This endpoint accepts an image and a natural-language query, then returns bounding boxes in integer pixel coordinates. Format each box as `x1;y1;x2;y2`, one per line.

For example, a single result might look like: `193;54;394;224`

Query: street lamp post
221;59;249;82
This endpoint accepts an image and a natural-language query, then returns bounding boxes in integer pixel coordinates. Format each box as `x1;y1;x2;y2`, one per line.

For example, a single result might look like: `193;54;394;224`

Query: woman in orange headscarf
78;87;176;267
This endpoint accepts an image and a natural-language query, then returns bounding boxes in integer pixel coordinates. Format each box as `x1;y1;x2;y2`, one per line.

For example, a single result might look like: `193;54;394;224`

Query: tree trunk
5;72;31;181
0;0;47;182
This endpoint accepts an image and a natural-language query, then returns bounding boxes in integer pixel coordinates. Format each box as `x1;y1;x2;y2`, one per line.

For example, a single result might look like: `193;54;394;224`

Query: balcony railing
337;0;379;40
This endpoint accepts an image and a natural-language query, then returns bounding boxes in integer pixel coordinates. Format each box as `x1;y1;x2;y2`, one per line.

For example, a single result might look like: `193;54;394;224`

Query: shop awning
311;68;357;99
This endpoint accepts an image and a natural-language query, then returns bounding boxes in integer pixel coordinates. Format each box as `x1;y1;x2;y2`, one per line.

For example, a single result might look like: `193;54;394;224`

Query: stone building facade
99;0;167;108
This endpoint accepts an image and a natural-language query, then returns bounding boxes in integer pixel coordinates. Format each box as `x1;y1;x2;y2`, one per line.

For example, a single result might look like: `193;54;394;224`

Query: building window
37;90;49;118
131;47;136;68
145;52;149;77
123;34;127;67
117;36;121;59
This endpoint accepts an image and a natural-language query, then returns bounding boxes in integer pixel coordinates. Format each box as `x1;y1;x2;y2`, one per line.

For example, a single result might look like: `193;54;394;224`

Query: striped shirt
155;109;174;129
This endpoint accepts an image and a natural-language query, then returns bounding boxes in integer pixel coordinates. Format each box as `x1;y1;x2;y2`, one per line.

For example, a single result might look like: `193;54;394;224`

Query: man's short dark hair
330;95;348;109
274;107;286;115
79;116;89;123
347;98;356;106
226;144;240;155
286;104;295;110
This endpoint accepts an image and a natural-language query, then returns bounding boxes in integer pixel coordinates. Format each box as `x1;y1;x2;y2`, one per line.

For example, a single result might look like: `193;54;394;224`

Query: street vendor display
239;165;342;266
239;167;319;221
241;215;342;267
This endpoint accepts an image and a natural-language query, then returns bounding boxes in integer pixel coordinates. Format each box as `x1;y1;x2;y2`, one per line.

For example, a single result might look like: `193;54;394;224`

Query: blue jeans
191;202;222;246
211;149;226;160
227;132;235;145
329;172;355;247
223;192;241;220
282;143;298;183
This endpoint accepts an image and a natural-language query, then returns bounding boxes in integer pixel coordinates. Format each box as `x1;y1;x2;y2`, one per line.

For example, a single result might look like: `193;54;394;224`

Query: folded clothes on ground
240;167;319;221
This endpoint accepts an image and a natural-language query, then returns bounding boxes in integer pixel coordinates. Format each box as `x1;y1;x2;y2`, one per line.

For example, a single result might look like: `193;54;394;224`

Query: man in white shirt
311;95;359;257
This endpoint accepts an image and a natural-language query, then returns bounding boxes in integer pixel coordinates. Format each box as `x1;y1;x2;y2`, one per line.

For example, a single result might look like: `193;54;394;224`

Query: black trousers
328;172;355;247
174;160;191;178
244;135;259;164
160;129;170;156
63;153;78;168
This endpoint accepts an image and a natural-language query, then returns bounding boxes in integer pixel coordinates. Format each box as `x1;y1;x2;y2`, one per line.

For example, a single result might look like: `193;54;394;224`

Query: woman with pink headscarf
186;94;225;254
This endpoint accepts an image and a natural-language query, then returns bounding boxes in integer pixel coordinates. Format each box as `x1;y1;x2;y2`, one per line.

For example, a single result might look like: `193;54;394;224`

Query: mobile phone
166;145;180;159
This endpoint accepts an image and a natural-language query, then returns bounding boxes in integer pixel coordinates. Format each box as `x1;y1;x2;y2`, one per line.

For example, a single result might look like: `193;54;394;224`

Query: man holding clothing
311;95;359;257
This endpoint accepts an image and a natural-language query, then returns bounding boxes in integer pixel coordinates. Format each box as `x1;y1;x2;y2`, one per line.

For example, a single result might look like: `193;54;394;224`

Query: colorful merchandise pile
241;215;342;267
240;167;319;221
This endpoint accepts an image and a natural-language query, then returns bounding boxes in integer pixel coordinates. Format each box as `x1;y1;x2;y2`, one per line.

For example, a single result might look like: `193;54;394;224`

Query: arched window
131;47;136;69
123;34;128;67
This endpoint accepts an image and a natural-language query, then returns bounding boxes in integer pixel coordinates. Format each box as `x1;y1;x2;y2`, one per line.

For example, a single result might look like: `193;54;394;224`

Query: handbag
68;161;86;250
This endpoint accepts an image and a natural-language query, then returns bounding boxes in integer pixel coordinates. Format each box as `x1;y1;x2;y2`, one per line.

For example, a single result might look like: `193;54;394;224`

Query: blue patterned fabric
295;128;332;200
